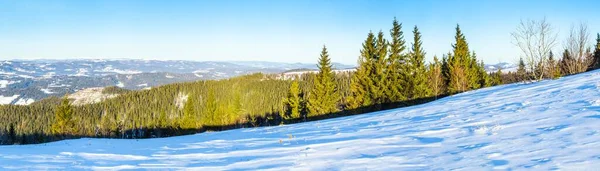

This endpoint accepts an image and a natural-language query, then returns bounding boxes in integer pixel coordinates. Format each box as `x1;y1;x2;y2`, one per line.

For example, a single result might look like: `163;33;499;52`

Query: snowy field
2;71;600;170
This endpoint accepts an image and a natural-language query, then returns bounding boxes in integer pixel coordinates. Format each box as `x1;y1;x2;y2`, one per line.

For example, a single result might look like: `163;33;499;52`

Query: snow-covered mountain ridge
1;68;599;170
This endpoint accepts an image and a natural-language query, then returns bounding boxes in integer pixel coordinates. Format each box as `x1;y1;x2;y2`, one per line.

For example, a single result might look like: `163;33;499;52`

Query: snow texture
2;71;600;170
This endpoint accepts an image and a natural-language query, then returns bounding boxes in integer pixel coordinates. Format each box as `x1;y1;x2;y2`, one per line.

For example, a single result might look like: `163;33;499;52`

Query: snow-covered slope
2;71;600;170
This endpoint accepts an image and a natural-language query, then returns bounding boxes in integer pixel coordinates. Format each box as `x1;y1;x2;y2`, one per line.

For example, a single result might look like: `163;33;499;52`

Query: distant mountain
0;59;355;105
484;62;517;73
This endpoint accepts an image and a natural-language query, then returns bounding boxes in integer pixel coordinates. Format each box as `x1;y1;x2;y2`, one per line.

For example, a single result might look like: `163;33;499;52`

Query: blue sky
0;0;598;65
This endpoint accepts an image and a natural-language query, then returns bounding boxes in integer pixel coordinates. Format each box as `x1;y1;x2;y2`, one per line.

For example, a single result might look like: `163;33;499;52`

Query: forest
1;18;599;145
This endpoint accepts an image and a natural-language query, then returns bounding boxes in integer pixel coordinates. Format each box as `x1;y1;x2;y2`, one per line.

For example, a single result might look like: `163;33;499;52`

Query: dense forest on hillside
1;18;599;145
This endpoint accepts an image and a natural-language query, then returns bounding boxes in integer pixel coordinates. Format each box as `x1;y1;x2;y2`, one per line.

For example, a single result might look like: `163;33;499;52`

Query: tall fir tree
371;31;388;107
447;25;471;94
307;46;340;116
347;33;376;110
51;96;76;136
408;26;430;98
385;18;408;103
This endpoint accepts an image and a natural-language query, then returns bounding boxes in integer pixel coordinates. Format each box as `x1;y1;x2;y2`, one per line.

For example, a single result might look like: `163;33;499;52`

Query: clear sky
0;0;598;65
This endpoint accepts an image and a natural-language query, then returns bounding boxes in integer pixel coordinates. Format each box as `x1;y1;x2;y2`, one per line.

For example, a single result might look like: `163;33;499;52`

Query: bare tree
563;22;592;74
511;17;558;80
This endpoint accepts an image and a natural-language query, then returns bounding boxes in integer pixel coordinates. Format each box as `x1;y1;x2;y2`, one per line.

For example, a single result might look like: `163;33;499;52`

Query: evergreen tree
547;51;561;79
283;81;302;119
51;96;76;136
467;52;483;89
447;25;471;94
371;31;388;106
181;94;197;129
478;61;492;87
560;49;573;75
517;57;526;81
492;68;503;86
347;33;376;110
593;33;600;70
307;46;340;116
408;26;430;98
385;18;408;103
427;56;445;97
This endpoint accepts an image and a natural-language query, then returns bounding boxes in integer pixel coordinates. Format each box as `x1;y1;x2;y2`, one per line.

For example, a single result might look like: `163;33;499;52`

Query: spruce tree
307;45;340;116
517;57;526;81
448;25;471;94
347;33;376;110
467;52;483;89
492;68;503;86
408;26;429;98
593;33;600;70
51;96;75;136
371;31;388;107
385;18;407;103
284;81;302;119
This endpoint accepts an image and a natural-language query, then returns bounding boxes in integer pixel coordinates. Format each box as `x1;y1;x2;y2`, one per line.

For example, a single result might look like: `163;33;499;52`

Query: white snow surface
3;71;600;170
0;95;19;105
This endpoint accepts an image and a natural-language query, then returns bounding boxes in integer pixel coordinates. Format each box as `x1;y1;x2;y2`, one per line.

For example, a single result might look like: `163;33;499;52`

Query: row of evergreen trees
283;19;500;120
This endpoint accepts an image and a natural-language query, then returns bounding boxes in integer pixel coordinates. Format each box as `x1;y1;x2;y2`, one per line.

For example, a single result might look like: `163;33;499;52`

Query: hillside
1;69;599;170
0;59;354;105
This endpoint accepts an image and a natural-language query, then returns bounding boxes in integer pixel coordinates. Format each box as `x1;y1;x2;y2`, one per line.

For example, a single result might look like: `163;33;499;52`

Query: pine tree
427;56;445;97
284;81;302;119
347;33;376;110
593;33;600;70
447;25;471;94
307;45;340;116
385;18;408;103
408;26;430;98
517;57;526;81
51;96;76;136
181;94;197;129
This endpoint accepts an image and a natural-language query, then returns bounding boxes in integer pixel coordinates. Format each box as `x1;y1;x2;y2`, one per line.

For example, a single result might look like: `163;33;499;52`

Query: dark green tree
593;33;600;70
307;46;340;116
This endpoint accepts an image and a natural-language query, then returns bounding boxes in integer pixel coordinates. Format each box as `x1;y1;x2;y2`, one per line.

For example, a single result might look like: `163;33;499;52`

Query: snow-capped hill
485;62;517;72
2;69;600;169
